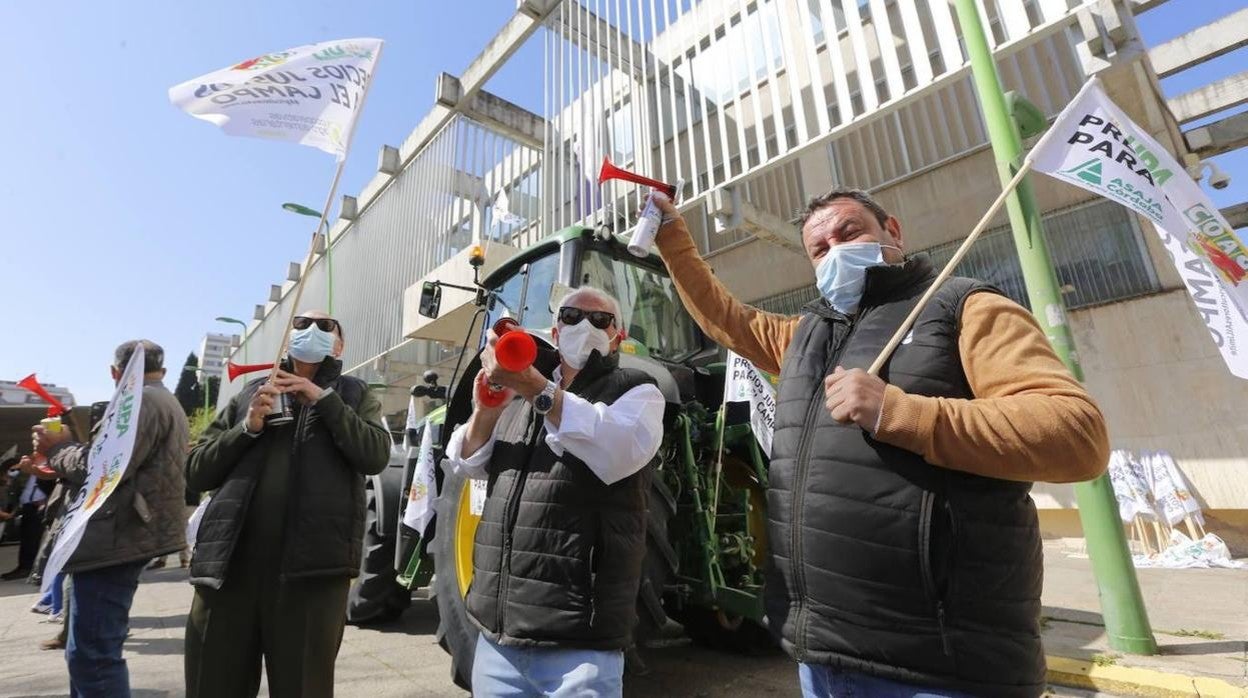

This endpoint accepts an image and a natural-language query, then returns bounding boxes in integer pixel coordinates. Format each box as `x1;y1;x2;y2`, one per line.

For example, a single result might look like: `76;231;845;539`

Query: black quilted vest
766;255;1045;698
466;351;656;650
190;359;368;589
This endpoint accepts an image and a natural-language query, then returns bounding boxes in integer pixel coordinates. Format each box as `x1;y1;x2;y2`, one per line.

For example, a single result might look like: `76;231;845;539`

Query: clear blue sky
1;1;1244;404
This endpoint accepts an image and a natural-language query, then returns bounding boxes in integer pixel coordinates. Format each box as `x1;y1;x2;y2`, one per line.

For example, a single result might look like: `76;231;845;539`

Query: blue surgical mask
288;326;336;363
814;242;893;315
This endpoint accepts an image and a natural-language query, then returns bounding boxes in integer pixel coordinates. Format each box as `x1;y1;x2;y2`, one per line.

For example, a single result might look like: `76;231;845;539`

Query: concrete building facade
0;380;75;409
219;0;1248;542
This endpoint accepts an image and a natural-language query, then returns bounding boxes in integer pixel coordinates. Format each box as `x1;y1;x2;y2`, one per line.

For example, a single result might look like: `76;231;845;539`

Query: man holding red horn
650;190;1109;698
184;309;390;698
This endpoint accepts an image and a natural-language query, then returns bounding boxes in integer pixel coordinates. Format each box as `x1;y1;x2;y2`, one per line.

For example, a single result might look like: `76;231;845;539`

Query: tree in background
174;353;202;417
204;375;220;413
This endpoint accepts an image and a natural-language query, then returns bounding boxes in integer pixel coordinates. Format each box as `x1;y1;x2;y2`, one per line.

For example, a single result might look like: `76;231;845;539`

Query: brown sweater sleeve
654;218;799;374
875;292;1110;483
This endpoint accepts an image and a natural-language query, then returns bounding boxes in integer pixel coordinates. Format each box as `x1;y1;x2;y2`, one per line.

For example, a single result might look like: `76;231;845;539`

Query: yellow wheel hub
454;479;482;599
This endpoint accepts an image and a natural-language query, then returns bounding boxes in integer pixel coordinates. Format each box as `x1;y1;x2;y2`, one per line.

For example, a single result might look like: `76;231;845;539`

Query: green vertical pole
953;0;1156;655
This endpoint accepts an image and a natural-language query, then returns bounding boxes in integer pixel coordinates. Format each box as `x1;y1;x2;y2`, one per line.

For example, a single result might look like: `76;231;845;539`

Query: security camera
1186;156;1232;191
1207;162;1231;190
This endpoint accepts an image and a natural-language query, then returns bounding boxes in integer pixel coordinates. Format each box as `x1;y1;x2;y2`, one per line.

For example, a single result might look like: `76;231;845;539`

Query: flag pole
868;161;1032;375
952;0;1156;654
268;43;385;372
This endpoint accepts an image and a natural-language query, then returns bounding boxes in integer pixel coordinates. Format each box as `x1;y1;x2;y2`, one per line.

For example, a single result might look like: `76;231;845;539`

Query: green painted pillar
952;0;1156;655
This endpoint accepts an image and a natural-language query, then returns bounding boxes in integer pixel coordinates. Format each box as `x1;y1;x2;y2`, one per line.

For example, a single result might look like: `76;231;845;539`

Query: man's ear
884;215;904;251
333;336;345;359
110;366;121;383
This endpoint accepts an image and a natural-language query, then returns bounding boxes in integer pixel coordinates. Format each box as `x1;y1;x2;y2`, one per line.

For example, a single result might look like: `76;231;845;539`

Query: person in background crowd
1;456;56;581
36;340;190;697
185;310;390;698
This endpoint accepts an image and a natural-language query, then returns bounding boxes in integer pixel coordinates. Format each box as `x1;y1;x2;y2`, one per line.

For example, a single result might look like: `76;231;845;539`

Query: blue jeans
799;664;979;698
472;634;624;697
36;571;67;615
66;560;147;698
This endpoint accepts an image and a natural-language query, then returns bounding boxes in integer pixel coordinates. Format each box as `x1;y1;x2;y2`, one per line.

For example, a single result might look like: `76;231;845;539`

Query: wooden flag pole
266;43;385;374
868;160;1033;375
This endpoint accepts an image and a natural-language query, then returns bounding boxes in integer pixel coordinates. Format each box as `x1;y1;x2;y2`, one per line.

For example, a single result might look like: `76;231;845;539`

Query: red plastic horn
17;374;68;417
476;318;538;408
227;361;274;382
598;157;678;198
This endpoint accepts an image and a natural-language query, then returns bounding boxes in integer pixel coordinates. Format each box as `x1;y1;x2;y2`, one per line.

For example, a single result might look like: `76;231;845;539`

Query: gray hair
794;187;890;230
114;340;165;373
560;286;621;322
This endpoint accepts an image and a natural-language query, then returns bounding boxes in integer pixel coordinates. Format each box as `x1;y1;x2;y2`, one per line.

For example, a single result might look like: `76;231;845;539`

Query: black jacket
186;359;390;588
766;256;1045;698
467;351;656;650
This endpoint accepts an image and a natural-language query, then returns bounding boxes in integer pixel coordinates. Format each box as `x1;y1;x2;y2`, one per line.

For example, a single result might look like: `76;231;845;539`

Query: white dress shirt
445;368;665;486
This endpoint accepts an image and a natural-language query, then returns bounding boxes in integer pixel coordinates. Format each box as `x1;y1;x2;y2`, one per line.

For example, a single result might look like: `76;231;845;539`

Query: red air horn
17;374;68;417
476;318;538;408
227;361;275;382
597;157;681;257
597;157;678;198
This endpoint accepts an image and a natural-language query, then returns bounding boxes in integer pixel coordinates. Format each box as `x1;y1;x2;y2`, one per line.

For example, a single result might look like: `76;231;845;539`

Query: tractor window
488;252;560;331
580;251;701;361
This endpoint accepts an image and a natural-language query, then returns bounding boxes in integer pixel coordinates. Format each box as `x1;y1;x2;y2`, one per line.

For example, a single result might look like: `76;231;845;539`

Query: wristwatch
533;380;558;415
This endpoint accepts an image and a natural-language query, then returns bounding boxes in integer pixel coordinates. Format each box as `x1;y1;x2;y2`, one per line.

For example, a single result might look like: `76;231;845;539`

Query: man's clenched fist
824;366;887;433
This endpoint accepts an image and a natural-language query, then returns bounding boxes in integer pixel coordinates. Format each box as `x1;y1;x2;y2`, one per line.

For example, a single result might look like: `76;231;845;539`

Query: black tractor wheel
430;461;480;691
346;482;411;625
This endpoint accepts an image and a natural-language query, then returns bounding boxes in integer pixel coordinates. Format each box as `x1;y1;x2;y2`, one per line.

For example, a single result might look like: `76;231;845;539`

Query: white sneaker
30;602;53;615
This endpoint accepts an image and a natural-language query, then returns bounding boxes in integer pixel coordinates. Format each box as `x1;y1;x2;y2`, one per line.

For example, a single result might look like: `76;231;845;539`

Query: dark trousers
184;556;351;698
18;503;45;570
66;560;148;697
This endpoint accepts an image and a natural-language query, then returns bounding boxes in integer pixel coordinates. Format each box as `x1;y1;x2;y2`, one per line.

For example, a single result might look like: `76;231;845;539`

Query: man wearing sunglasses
444;287;666;697
185;309;390;698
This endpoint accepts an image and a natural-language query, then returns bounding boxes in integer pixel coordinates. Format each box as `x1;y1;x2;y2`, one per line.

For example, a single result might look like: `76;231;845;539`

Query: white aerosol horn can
627;183;682;258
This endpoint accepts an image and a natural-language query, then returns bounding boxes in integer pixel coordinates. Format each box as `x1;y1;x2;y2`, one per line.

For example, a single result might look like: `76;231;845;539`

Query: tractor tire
430;464;679;691
346;482;411;625
430;462;479;691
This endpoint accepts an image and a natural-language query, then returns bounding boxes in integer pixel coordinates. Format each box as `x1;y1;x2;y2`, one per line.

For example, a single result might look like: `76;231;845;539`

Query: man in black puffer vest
652;190;1110;698
445;286;665;697
184;310;390;698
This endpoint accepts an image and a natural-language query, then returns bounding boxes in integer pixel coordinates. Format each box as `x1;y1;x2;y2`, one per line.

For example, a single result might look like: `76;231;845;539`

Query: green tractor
354;226;777;690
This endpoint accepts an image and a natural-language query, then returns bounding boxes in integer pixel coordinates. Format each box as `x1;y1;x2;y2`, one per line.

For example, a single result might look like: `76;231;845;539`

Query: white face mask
556;320;613;369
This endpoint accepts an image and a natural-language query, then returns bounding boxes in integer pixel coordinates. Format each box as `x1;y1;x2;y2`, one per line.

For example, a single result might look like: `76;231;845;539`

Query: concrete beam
550;5;651;84
399;0;558;164
1168;70;1248;124
1148;8;1248;78
1224;202;1248;231
287;262;301;282
1128;0;1172;13
1184;112;1248;158
340;195;359;221
436;73;544;151
709;187;805;255
377;145;400;175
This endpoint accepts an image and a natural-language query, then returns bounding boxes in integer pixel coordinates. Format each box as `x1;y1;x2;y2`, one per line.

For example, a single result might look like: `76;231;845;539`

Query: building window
923;200;1160;310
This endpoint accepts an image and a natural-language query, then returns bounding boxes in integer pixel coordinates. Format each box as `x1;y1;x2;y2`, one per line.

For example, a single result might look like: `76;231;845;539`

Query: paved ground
5;539;1229;696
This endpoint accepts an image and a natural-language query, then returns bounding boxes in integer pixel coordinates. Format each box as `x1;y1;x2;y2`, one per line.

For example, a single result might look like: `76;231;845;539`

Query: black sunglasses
293;316;339;333
558;306;615;330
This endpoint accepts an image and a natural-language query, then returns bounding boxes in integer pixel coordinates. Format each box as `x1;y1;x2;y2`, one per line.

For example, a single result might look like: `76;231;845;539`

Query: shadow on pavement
129;614;188;631
125;635;185;656
1159;639;1248;656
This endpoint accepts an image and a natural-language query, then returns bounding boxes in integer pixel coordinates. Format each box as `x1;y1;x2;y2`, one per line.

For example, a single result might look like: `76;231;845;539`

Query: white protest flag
169;38;383;160
402;404;437;537
492;189;525;227
41;346;146;595
1156;451;1203;522
1028;77;1248;379
724;352;778;457
1108;450;1156;522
